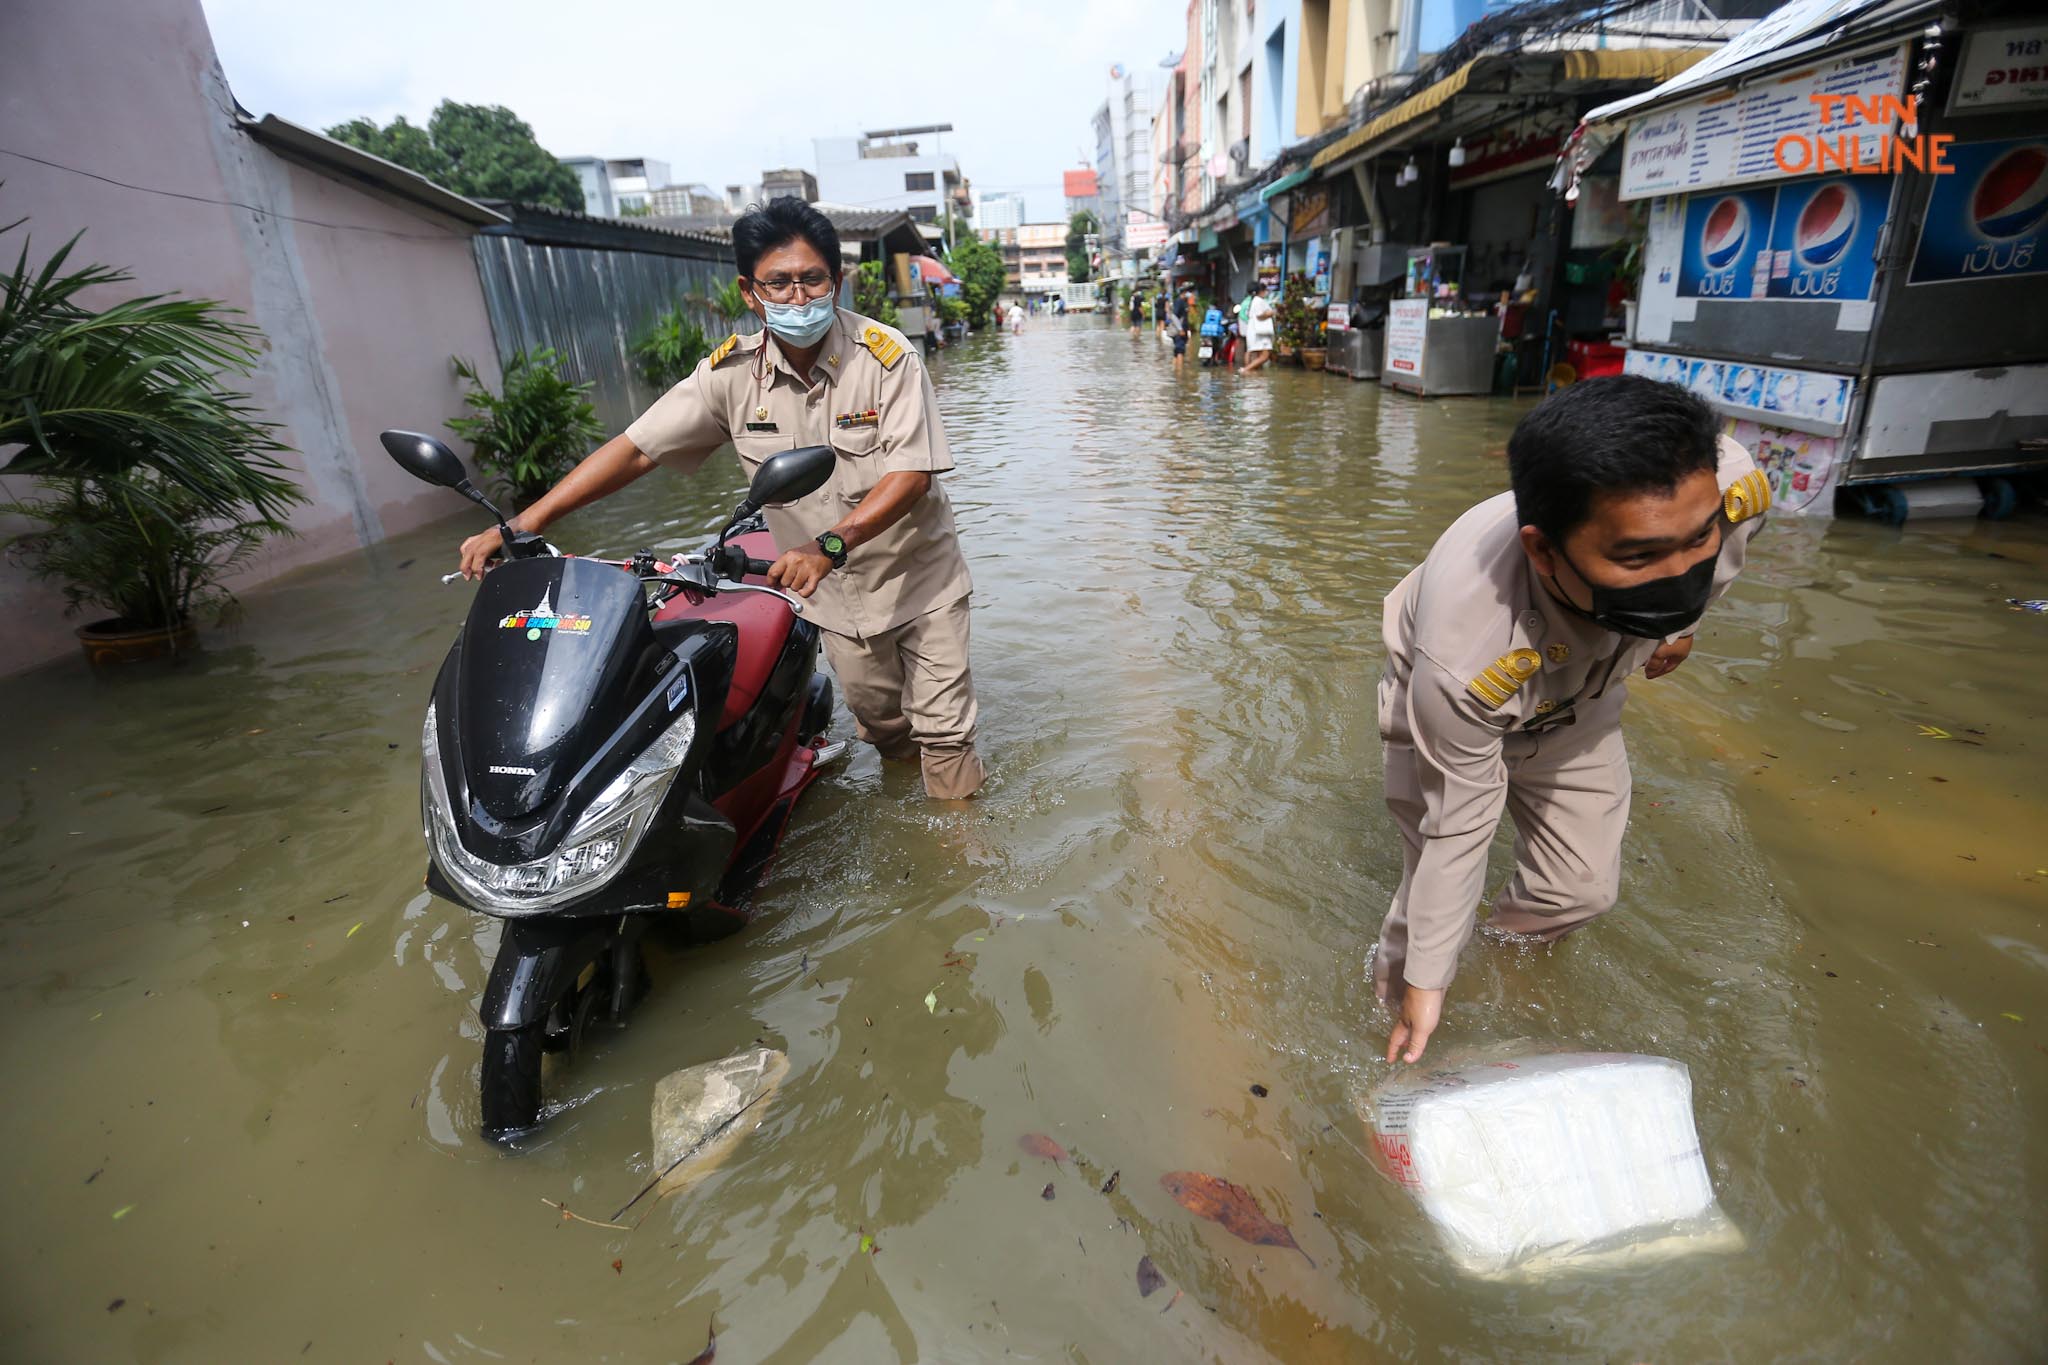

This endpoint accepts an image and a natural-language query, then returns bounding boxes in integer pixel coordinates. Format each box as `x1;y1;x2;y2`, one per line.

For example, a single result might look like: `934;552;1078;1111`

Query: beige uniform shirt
624;308;972;639
1376;436;1770;985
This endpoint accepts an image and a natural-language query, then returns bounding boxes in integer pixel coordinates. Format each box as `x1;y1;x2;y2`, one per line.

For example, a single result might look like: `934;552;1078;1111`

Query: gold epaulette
861;326;905;369
707;333;741;367
1724;468;1771;524
1468;648;1543;709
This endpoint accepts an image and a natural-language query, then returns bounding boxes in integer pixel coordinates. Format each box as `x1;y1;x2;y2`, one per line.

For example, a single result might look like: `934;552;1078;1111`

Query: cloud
200;0;1183;224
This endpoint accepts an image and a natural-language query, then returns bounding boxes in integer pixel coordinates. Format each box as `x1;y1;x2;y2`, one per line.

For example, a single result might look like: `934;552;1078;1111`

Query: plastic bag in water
1367;1051;1742;1277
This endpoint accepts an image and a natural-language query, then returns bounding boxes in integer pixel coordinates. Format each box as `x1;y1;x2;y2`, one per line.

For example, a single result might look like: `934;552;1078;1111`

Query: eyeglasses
749;271;835;303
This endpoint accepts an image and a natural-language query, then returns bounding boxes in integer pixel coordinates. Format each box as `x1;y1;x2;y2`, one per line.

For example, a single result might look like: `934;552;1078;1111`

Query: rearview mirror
746;444;835;509
380;430;468;489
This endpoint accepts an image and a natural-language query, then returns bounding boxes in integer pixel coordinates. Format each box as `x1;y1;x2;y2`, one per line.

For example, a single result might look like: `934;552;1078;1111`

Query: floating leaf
858;1232;877;1256
610;1258;623;1274
2002;1012;2024;1023
923;989;937;1013
1917;725;1952;740
1100;1169;1120;1195
1041;1182;1056;1201
1018;1133;1069;1164
1136;1255;1164;1297
111;1204;134;1220
1159;1171;1313;1266
346;921;364;938
1250;1083;1269;1098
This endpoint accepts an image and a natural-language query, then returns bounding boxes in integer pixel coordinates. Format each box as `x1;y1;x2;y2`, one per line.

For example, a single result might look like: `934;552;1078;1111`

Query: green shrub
447;349;603;504
632;307;712;391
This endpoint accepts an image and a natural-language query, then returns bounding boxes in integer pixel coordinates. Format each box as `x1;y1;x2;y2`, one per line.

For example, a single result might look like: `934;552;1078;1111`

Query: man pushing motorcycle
458;198;985;800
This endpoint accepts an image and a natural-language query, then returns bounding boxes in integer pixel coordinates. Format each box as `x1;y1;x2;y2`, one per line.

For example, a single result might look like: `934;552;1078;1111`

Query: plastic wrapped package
1367;1051;1742;1277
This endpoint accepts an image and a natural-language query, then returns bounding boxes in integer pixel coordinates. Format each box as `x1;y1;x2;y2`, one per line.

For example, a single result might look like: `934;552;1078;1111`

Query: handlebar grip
745;557;774;576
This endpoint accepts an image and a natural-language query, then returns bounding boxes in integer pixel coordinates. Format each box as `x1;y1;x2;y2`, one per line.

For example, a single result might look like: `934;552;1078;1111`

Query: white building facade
814;127;968;226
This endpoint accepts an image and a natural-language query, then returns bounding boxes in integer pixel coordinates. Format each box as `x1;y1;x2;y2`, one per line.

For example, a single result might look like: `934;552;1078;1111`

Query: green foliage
1275;273;1319;350
632;307;711;391
326;101;584;211
853;261;900;328
694;277;751;326
939;296;969;325
0;217;304;629
616;202;654;218
944;234;1007;329
447;349;604;504
1066;211;1098;282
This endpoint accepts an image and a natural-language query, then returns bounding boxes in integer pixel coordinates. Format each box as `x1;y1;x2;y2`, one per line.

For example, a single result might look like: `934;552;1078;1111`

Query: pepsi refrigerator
1618;19;2048;517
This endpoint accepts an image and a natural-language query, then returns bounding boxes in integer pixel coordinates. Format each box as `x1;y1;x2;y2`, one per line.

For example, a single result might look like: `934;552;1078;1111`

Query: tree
1066;211;1099;282
326;101;584;211
944;233;1007;330
853;261;900;328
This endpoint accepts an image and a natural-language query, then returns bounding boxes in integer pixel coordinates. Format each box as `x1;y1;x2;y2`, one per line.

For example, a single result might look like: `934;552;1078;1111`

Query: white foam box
1367;1051;1742;1277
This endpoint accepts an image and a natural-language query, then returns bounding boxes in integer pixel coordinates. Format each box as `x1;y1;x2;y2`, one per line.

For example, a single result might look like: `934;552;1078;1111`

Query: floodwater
3;316;2045;1363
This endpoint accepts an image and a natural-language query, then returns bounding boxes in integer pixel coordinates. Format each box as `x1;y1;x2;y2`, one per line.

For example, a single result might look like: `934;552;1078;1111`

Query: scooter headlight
420;701;697;914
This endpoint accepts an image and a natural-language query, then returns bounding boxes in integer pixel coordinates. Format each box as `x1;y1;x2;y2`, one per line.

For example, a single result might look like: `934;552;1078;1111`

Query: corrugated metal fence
471;233;752;431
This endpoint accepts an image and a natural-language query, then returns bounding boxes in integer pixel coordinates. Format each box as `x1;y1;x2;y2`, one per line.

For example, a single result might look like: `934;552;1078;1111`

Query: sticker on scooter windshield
498;587;591;638
666;675;691;710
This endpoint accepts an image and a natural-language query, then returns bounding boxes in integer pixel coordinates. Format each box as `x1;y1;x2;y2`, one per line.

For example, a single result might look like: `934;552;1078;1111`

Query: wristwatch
815;531;848;569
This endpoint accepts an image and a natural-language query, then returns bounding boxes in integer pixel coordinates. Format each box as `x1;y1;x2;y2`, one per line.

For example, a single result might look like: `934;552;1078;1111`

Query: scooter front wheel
480;1024;546;1140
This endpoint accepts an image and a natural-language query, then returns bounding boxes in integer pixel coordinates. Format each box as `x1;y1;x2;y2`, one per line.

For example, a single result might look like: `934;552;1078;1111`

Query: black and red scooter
382;430;842;1141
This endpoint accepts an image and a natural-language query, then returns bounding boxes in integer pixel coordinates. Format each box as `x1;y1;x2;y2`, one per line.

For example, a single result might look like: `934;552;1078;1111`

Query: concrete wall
0;0;500;672
1254;1;1302;165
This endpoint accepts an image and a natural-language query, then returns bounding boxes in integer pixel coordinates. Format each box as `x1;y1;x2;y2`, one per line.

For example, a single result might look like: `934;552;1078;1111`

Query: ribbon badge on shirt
834;409;879;431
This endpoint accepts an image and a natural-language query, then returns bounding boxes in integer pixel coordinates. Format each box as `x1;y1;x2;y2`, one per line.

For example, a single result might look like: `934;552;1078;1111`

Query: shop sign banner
1626;348;1855;430
1722;418;1844;516
1908;137;2048;284
1386;299;1429;378
1947;22;2048;114
1619;46;1906;200
1763;175;1889;300
1677;188;1776;298
1291;187;1331;238
1126;217;1168;249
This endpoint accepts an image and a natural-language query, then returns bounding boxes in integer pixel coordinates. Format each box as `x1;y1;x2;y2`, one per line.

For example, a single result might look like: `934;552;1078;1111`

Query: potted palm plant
448;349;604;506
0;218;304;666
1276;273;1318;365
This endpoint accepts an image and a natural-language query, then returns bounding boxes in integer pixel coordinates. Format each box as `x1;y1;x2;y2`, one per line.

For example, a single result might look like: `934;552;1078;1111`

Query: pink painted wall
0;0;500;672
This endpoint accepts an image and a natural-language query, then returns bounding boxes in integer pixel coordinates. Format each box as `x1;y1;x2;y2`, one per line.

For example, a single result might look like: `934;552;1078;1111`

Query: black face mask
1553;541;1719;639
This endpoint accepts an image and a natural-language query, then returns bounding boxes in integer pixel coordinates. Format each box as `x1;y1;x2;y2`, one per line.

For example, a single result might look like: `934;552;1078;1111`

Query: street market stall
1381;245;1497;396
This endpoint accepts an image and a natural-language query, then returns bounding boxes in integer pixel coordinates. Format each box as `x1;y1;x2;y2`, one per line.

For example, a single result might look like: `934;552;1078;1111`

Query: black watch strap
816;531;849;568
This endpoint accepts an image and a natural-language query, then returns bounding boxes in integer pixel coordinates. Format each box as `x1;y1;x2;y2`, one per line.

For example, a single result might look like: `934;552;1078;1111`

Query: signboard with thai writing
1291;187;1331;238
1948;22;2048;114
1619;46;1907;200
1448;109;1573;189
1126;217;1169;249
1385;299;1428;378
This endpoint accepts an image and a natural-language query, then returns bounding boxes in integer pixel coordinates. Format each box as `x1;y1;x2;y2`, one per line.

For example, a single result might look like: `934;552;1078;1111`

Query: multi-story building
558;156;672;217
975;192;1027;232
645;183;729;218
1017;223;1069;295
1089;65;1154;266
760;168;817;203
1063;168;1099;222
814;127;970;227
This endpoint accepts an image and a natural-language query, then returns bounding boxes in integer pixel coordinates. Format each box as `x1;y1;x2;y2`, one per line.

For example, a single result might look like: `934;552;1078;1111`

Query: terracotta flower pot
76;617;198;667
1303;347;1328;370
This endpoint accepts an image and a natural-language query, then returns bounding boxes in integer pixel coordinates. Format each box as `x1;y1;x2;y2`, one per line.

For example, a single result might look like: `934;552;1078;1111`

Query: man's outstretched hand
1644;635;1694;680
1386;985;1446;1064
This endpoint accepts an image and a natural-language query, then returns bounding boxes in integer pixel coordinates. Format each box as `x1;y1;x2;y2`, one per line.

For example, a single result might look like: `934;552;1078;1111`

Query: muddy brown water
3;319;2045;1362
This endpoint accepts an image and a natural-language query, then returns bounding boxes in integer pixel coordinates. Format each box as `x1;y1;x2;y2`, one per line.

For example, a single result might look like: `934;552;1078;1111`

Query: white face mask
758;294;836;346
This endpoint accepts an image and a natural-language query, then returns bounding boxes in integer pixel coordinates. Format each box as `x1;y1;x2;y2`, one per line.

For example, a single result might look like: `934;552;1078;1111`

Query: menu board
1385;299;1429;379
1620;46;1907;201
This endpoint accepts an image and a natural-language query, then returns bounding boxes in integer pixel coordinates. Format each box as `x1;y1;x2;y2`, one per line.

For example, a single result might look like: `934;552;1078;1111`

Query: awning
1312;60;1478;171
1311;47;1715;173
912;255;958;285
1259;168;1313;202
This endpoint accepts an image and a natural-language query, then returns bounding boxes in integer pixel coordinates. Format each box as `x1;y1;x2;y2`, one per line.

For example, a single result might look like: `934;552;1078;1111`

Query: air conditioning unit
1228;140;1250;171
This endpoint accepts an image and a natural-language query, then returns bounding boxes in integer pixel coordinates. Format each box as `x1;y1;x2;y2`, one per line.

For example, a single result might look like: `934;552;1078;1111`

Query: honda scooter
382;430;842;1141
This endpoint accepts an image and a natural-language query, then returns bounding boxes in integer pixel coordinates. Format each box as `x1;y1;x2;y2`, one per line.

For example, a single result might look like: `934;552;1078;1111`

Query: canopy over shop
1561;0;2048;514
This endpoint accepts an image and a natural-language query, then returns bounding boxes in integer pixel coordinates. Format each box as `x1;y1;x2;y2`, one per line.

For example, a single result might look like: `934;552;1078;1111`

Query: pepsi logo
1700;197;1750;270
1971;143;2048;241
1794;183;1858;268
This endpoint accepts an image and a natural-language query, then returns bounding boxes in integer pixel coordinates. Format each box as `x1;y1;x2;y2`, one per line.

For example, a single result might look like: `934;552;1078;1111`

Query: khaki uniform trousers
819;595;985;799
1373;716;1631;1000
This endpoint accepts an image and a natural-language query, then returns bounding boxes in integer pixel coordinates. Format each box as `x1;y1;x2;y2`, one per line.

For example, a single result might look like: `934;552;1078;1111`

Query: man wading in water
457;198;985;800
1372;377;1772;1061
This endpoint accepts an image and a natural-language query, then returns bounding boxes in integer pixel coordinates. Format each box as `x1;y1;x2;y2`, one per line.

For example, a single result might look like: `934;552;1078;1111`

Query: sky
199;0;1186;225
